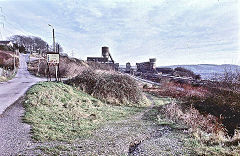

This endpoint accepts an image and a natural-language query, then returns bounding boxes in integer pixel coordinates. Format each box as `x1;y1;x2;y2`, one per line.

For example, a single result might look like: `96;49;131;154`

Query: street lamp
48;24;55;52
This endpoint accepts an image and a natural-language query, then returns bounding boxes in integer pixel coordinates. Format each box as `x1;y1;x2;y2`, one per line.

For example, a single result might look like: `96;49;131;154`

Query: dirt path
70;95;194;155
15;95;194;155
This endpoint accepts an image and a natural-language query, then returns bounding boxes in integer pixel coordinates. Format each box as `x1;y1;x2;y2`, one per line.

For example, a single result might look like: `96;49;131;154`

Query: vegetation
173;67;201;80
66;69;149;106
0;45;15;52
0;76;7;82
28;55;115;78
9;35;63;53
9;35;48;52
23;82;144;142
144;75;240;155
0;50;19;69
0;50;18;82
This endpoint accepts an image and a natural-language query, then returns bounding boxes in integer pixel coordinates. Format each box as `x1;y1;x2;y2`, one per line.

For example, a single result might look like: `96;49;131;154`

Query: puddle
128;140;143;156
21;82;30;84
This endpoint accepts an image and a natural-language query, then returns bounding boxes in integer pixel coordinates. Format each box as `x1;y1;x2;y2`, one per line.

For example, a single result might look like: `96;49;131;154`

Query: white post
55;65;58;81
13;50;16;71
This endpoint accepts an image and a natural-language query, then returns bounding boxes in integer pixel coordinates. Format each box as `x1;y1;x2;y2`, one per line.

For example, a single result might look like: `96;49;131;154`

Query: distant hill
159;64;240;80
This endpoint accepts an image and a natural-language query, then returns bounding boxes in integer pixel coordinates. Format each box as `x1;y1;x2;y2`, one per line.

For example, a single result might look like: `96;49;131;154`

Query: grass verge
149;94;240;155
0;69;17;82
23;82;144;142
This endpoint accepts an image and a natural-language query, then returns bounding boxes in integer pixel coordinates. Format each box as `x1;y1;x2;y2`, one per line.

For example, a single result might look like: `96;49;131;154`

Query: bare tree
8;35;48;53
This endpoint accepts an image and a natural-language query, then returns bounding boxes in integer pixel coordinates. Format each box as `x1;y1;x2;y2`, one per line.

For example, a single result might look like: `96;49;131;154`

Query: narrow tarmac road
0;54;45;115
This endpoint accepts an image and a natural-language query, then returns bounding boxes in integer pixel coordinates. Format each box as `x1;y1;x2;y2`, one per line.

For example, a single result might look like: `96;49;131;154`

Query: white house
0;41;13;47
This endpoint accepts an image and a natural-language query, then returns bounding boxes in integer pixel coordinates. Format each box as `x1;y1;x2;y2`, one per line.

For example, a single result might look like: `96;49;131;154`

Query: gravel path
0;98;32;156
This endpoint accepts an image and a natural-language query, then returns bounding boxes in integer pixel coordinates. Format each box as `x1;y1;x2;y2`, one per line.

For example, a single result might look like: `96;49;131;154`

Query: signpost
47;52;60;81
47;53;59;64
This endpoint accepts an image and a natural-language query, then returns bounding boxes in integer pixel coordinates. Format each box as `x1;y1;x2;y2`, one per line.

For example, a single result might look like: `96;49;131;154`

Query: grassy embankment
0;50;19;82
23;81;195;155
24;82;146;142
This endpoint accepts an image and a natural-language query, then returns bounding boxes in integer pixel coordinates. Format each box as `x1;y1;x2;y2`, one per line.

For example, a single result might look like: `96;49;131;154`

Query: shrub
0;50;19;69
66;69;149;106
0;45;14;52
143;84;148;89
145;82;208;99
174;67;196;79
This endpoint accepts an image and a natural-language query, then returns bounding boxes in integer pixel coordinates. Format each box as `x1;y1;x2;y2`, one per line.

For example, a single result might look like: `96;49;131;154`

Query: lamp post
48;24;55;52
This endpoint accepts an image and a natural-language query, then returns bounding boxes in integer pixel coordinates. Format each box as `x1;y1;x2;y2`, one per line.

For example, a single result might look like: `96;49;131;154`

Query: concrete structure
87;57;108;63
102;46;110;58
87;46;119;71
136;58;156;73
125;62;131;73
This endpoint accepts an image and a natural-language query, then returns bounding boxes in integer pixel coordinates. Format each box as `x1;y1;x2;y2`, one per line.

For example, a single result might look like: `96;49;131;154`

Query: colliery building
136;58;157;73
87;46;119;70
125;62;131;73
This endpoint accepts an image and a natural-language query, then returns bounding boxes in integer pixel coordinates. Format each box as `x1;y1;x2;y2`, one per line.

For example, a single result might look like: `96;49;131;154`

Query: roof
0;41;12;44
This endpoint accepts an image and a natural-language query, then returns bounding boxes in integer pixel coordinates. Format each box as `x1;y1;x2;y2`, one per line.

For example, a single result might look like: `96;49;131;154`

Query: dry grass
145;80;240;155
28;55;115;78
0;50;19;69
162;102;223;134
66;69;150;107
144;82;208;99
0;76;7;82
155;100;240;155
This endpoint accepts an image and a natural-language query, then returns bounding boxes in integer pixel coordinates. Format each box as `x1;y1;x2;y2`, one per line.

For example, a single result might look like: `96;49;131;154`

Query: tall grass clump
66;69;149;107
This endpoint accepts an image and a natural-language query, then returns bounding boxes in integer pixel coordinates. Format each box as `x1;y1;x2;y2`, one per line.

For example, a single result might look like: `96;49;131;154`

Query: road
0;53;45;115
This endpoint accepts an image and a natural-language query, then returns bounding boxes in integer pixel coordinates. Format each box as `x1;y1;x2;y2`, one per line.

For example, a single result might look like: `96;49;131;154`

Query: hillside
160;64;240;79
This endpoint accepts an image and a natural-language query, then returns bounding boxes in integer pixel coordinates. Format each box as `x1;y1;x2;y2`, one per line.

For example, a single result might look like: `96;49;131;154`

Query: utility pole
48;24;59;81
48;24;55;52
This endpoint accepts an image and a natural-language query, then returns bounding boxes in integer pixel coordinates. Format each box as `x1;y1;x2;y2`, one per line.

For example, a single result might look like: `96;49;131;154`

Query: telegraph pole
48;24;59;81
48;24;55;52
53;28;55;52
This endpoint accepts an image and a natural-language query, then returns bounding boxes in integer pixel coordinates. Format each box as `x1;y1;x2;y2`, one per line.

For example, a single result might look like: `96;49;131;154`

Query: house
0;41;13;47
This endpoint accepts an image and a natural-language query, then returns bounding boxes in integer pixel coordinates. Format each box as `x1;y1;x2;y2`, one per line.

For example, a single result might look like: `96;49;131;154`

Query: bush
66;69;149;106
0;50;19;69
174;67;197;79
143;84;148;89
0;45;14;52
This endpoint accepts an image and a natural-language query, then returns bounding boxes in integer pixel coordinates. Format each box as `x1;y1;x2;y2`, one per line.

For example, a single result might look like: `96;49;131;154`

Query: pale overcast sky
0;0;239;66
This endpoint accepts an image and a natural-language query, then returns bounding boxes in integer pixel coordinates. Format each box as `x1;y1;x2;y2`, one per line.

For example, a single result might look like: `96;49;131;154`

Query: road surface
0;54;45;115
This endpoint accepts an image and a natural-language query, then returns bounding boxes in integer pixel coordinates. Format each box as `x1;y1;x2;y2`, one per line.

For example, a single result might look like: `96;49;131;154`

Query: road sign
47;53;59;63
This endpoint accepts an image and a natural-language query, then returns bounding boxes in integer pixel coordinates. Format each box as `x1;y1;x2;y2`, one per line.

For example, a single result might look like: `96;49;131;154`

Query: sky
0;0;239;66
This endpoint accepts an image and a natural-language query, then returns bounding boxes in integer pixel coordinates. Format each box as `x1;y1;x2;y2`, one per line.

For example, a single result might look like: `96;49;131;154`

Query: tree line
8;35;63;53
